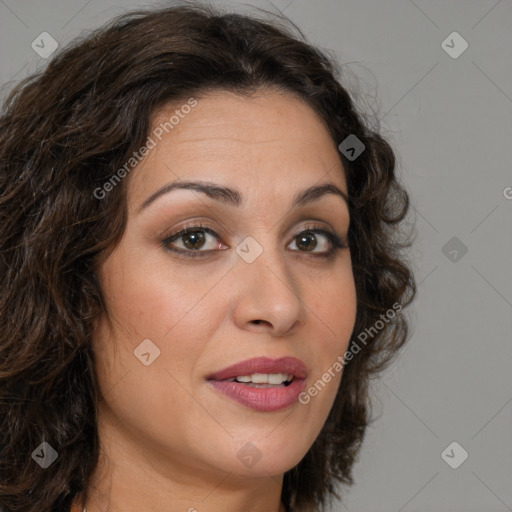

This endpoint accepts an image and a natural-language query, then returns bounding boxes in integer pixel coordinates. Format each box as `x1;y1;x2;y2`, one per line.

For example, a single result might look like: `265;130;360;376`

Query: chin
227;456;303;479
224;433;313;478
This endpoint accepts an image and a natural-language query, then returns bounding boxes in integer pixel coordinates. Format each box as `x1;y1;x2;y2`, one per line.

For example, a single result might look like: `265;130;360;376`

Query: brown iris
183;231;206;250
296;231;317;251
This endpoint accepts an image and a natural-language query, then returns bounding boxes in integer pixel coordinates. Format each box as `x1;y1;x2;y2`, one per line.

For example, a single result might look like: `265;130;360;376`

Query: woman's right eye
162;225;228;257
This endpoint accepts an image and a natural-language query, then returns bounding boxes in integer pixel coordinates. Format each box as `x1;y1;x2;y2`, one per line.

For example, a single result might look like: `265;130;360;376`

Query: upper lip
207;356;307;381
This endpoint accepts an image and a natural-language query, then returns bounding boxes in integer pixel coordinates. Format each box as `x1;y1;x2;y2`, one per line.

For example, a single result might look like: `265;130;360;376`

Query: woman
0;3;416;511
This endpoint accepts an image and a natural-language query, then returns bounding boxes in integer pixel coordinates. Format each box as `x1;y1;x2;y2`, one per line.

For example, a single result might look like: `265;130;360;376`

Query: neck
78;400;289;512
78;444;287;512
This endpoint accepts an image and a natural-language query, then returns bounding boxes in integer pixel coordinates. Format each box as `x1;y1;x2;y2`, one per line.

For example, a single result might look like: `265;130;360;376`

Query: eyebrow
137;179;349;213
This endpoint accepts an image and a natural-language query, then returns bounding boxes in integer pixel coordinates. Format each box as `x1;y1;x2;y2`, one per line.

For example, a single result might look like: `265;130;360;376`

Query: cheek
94;249;226;388
310;266;357;344
92;254;226;455
303;268;357;405
99;248;214;339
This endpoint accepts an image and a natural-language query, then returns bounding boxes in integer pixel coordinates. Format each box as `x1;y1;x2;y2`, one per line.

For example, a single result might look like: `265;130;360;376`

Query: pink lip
207;357;307;412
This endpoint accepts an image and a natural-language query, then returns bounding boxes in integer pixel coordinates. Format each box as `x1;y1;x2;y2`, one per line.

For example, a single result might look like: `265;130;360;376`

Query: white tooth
233;373;292;384
267;373;286;385
250;373;269;384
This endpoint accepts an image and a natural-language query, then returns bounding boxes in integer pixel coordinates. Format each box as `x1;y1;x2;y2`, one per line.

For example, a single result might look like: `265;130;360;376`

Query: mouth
206;357;307;412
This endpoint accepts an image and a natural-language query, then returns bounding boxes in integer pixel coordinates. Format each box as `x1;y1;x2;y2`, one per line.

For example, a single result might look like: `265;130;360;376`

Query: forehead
127;88;347;208
152;88;332;142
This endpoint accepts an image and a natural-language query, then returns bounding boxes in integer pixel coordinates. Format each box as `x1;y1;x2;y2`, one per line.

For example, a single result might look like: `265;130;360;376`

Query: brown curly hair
0;3;416;511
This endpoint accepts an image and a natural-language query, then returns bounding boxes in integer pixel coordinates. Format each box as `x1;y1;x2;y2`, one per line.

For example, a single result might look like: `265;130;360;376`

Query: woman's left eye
287;229;340;254
162;225;347;258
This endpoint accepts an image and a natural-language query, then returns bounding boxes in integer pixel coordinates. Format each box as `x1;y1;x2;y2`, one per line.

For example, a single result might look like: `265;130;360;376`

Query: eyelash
161;222;348;260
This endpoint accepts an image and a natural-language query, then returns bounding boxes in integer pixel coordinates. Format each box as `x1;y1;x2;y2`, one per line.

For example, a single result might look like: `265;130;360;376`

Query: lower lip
208;378;306;412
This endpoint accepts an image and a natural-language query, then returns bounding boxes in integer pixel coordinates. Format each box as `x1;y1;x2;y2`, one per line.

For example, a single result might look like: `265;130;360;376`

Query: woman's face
93;88;357;483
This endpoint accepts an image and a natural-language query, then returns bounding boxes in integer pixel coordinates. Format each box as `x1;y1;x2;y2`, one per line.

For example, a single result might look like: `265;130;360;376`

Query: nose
230;243;304;337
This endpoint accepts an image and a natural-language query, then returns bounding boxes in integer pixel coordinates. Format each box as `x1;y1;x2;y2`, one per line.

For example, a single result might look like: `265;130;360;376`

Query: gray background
1;1;511;511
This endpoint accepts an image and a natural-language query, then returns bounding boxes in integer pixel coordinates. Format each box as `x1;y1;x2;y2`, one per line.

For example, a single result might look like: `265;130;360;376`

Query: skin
81;88;357;512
